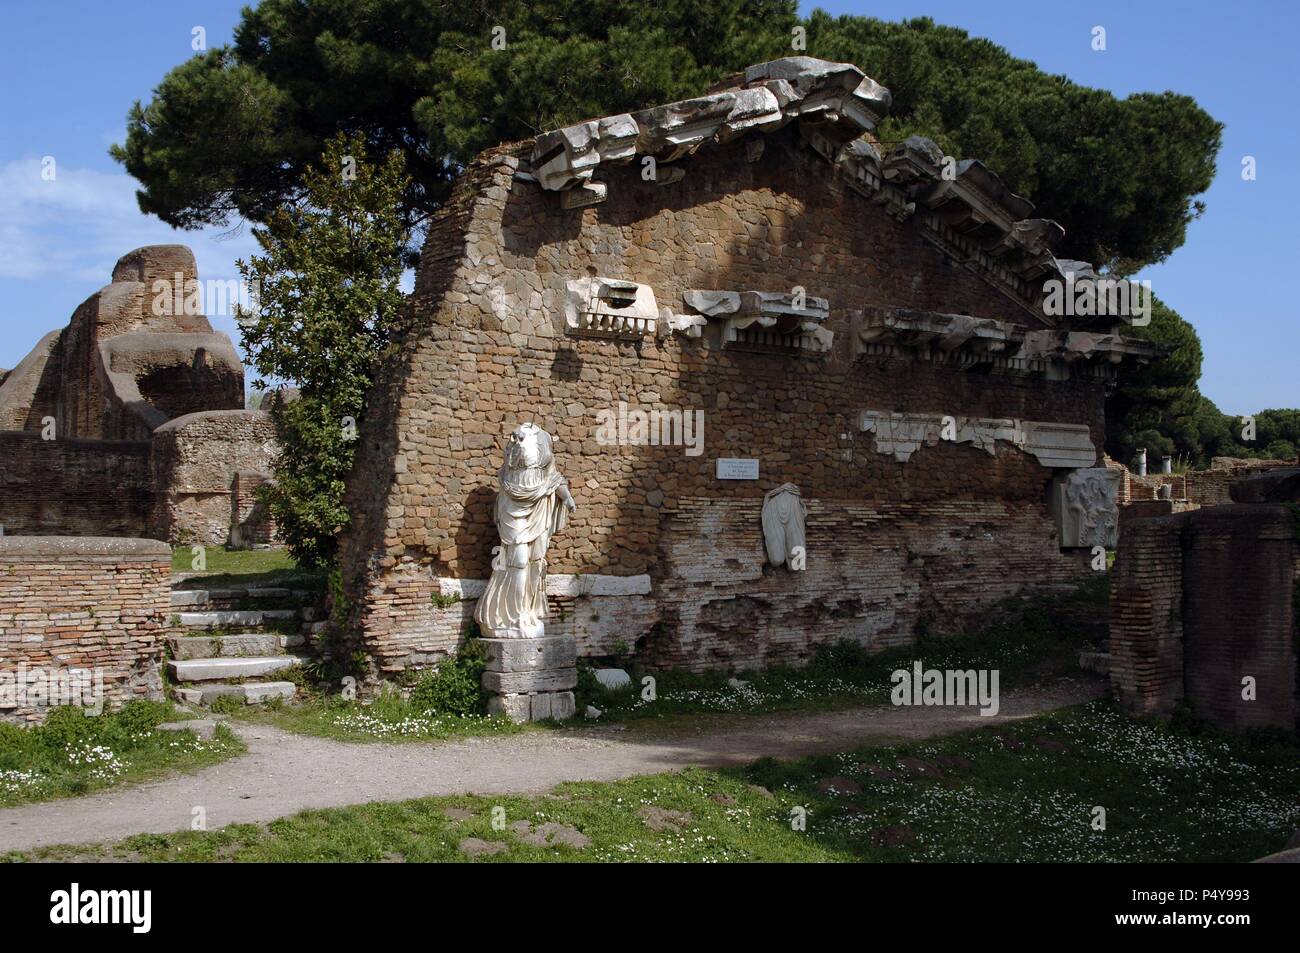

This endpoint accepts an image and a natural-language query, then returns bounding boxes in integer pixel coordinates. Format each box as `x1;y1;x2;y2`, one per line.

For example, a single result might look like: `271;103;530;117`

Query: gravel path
0;677;1102;852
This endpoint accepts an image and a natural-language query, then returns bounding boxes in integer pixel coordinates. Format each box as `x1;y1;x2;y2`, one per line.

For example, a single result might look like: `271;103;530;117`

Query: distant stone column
474;423;578;722
1161;456;1172;475
1136;447;1148;477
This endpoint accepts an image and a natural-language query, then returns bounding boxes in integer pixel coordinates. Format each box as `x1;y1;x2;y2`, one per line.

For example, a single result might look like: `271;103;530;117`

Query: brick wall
1186;461;1296;507
0;432;153;537
0;536;169;723
1110;505;1299;730
231;470;277;548
1109;513;1185;715
1181;506;1298;730
0;411;278;546
340;129;1109;677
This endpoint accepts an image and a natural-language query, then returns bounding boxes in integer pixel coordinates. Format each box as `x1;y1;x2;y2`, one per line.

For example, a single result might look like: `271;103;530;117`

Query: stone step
170;587;295;610
171;681;297;706
167;632;300;660
173;609;299;631
158;718;220;739
168;654;308;682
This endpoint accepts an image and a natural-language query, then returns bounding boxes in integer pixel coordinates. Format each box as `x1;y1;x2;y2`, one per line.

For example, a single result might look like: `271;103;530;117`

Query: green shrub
0;721;32;759
38;706;101;752
113;700;168;735
810;638;873;673
409;639;487;716
210;695;245;716
575;661;602;712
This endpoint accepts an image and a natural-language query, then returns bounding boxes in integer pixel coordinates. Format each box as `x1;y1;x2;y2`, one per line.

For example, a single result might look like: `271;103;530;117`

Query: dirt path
0;677;1102;853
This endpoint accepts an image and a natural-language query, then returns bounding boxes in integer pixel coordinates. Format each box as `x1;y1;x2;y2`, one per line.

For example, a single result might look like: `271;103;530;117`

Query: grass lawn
10;700;1296;863
170;546;324;591
0;702;244;807
232;693;533;743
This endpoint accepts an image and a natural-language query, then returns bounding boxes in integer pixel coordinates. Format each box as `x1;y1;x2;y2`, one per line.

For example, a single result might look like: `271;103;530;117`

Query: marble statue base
481;632;578;723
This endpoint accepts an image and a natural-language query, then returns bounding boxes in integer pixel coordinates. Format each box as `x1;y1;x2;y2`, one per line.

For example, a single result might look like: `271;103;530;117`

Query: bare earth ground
0;676;1102;853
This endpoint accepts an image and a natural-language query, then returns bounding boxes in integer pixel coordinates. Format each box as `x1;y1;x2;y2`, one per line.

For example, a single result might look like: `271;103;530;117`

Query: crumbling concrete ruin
0;245;278;546
337;56;1162;714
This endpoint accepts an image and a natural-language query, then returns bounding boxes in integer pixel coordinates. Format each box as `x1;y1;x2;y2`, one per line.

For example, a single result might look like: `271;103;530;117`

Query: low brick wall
0;536;170;723
1186;460;1297;507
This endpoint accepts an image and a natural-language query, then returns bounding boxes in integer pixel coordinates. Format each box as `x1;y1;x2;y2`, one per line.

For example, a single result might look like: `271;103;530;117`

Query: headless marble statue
761;483;807;569
475;423;576;639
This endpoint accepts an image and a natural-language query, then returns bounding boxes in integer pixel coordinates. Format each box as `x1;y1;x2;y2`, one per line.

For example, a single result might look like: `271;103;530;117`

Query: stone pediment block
524;58;1115;320
859;410;1096;469
852;306;1163;380
664;288;833;353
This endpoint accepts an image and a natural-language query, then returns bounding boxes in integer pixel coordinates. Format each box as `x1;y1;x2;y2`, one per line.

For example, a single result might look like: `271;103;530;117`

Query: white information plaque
715;458;760;480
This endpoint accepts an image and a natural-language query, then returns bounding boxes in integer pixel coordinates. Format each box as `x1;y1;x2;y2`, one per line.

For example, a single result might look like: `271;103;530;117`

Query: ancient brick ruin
1110;467;1300;730
1112;454;1299;510
0;245;278;546
338;56;1159;710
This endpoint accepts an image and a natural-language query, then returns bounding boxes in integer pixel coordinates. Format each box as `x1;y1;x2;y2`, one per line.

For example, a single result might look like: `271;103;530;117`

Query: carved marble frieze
563;277;658;340
1051;467;1120;548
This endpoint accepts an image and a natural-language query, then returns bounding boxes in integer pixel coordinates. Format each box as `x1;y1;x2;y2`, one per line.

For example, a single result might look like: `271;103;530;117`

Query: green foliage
409;639;488;717
209;695;245;716
1104;295;1204;466
237;132;411;566
806;14;1220;271
21;702;1297;863
1104;296;1300;468
0;703;241;806
116;1;1218;273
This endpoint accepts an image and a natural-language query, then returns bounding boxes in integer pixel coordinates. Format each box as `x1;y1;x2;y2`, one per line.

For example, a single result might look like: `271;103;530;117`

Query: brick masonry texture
1185;460;1297;507
0;432;154;537
0;536;170;724
1110;505;1299;730
339;127;1106;678
150;410;278;546
0;412;277;546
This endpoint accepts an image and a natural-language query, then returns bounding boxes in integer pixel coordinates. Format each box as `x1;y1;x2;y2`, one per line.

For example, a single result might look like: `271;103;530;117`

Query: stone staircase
166;583;324;706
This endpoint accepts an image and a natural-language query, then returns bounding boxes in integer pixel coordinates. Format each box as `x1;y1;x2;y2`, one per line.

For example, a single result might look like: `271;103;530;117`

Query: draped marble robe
475;424;574;639
761;483;807;568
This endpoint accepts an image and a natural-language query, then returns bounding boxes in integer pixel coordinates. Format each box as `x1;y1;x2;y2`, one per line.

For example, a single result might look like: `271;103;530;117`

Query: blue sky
0;0;1295;413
